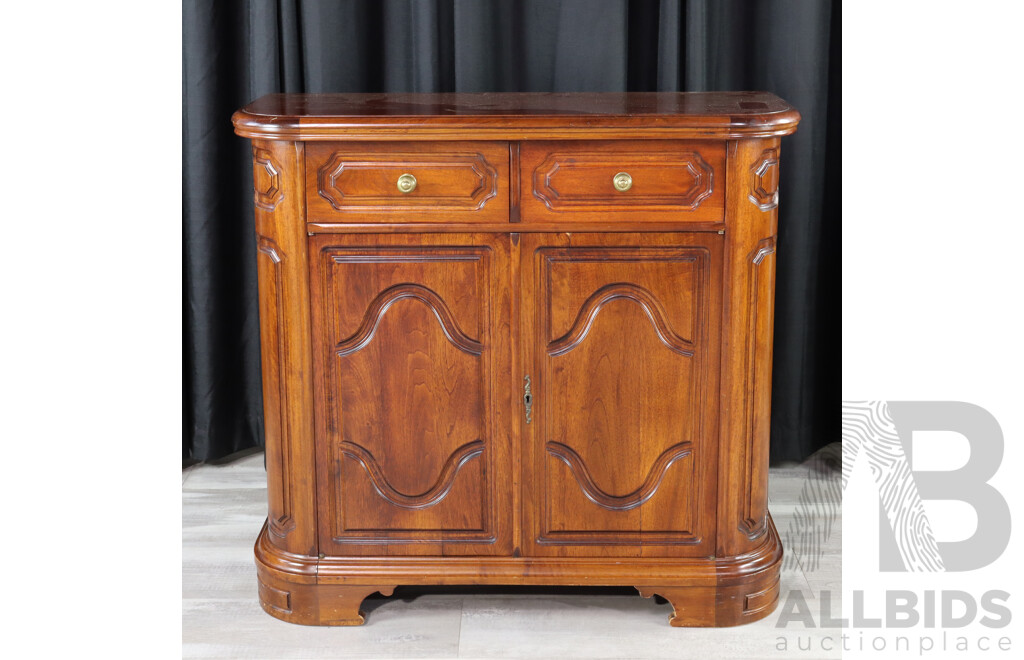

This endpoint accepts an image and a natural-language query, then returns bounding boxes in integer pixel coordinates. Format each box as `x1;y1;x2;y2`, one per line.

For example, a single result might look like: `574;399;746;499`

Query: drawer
306;142;510;223
519;140;725;224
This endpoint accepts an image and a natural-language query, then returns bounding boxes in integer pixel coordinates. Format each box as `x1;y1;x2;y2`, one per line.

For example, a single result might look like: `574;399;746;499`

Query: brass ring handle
397;173;417;194
612;172;632;192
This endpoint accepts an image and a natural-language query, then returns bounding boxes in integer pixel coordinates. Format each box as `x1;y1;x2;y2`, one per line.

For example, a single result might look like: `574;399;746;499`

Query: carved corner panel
736;237;777;540
523;235;722;556
253;147;284;211
309;234;511;556
748;148;780;211
255;236;296;539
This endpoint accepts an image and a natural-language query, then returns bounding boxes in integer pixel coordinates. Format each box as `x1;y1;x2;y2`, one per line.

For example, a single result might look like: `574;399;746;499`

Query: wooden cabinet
233;92;799;627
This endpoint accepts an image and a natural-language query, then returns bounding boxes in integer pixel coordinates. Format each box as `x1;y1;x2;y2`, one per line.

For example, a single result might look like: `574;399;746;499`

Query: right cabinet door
521;233;722;557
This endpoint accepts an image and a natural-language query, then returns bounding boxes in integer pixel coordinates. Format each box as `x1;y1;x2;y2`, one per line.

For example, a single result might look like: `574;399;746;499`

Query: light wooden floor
183;449;841;659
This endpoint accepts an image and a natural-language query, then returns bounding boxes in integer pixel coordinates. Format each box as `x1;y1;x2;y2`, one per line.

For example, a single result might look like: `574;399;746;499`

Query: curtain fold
183;0;839;463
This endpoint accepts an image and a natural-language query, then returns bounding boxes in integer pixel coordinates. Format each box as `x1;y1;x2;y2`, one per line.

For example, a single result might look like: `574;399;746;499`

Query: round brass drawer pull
612;171;632;192
397;173;417;194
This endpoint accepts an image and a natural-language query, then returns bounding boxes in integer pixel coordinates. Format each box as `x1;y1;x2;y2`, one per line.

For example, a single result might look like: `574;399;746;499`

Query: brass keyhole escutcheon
397;173;417;194
523;375;533;424
613;171;632;192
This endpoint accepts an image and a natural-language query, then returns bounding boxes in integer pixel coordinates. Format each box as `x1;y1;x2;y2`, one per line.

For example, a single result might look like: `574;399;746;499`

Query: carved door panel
310;233;512;556
520;233;721;557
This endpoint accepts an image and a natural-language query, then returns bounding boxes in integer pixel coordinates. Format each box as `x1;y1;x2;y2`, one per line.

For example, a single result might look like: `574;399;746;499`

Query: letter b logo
842;401;1010;572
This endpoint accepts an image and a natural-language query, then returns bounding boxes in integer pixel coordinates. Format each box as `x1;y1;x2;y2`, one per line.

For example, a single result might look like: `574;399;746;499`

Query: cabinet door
521;233;721;557
310;233;512;556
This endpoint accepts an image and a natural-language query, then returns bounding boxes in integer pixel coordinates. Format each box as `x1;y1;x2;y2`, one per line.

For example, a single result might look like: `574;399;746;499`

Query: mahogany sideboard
232;92;799;627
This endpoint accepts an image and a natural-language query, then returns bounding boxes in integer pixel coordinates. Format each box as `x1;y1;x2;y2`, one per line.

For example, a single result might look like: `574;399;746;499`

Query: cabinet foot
257;563;394;625
316;584;396;626
637;573;780;627
637;586;718;627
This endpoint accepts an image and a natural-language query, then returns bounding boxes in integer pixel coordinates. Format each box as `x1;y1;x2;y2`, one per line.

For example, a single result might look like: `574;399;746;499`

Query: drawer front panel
520;140;725;224
306;142;510;223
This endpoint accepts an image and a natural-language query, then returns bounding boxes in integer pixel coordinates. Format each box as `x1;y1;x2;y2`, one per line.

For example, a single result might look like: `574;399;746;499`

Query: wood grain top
233;92;799;141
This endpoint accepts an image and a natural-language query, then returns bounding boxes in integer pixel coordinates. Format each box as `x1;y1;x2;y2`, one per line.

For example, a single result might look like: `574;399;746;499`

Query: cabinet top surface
233;92;799;141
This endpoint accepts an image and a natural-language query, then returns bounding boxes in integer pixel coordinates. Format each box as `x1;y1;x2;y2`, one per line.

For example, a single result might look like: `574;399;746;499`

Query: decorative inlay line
547;282;695;357
546;441;693;511
748;148;780;211
252;147;284;211
335;283;483;357
738;236;777;539
340;440;485;509
256;235;295;538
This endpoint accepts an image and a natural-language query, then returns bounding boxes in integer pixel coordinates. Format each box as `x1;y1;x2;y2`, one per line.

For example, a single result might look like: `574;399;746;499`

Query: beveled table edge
232;92;800;140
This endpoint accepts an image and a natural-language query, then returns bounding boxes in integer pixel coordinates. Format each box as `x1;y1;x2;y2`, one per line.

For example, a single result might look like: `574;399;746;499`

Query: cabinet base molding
254;515;782;627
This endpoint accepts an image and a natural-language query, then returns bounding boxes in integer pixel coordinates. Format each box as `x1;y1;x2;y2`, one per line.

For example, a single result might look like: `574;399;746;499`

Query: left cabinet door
309;233;512;556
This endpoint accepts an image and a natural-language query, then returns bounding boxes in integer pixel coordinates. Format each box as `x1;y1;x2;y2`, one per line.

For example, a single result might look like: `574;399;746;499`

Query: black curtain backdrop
183;0;840;464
